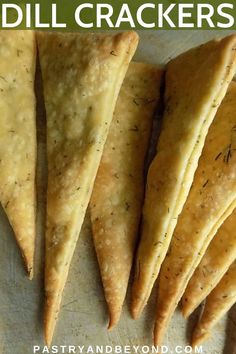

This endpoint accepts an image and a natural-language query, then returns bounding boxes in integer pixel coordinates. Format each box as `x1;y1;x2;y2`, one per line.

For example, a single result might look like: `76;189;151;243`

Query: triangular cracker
37;31;139;345
0;30;36;278
90;62;163;329
183;208;236;318
192;260;236;346
153;81;236;346
131;34;236;320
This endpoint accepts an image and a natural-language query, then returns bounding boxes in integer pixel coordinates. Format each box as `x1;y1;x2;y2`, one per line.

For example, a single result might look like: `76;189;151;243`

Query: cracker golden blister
192;261;236;346
90;62;163;329
154;81;236;346
37;31;139;345
182;208;236;318
131;34;236;320
0;30;36;278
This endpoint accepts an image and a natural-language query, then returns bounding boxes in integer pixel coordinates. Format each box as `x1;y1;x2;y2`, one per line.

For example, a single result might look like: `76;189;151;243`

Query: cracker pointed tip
44;297;58;347
191;327;209;347
153;322;163;348
44;328;53;347
107;318;116;331
153;336;160;348
226;33;236;43
27;266;33;280
107;309;120;330
121;30;139;42
130;303;142;320
130;294;146;319
44;315;54;347
117;31;139;58
130;31;139;43
23;254;34;280
182;305;191;319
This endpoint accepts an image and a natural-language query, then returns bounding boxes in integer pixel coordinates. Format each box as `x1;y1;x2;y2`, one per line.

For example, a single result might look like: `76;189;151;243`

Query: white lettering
186;345;193;353
197;4;215;28
137;4;155;28
61;345;67;354
68;346;76;354
75;4;93;28
42;346;50;354
158;4;176;28
124;345;131;353
51;345;58;354
179;4;194;28
106;346;113;353
2;4;23;28
114;345;122;353
162;346;169;354
25;3;31;28
52;4;66;28
97;4;114;27
35;3;50;27
217;4;234;28
115;4;135;27
142;346;149;354
95;345;103;353
176;346;182;354
195;345;203;354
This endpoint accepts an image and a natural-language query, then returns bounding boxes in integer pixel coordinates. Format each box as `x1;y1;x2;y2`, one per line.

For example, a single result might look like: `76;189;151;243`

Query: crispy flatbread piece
192;261;236;346
37;31;139;345
0;31;36;278
90;62;163;329
183;208;236;318
154;82;236;346
132;35;236;320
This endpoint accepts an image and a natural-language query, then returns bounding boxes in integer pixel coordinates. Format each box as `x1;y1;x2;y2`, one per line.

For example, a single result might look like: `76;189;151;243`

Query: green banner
0;0;236;30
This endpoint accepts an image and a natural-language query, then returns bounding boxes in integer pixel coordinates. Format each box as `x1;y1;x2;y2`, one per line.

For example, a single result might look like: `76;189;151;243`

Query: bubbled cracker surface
158;81;236;302
0;31;36;264
90;62;163;316
37;31;139;309
183;207;236;313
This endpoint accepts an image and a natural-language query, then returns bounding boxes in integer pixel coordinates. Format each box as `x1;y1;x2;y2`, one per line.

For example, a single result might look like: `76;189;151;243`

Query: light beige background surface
0;30;235;354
